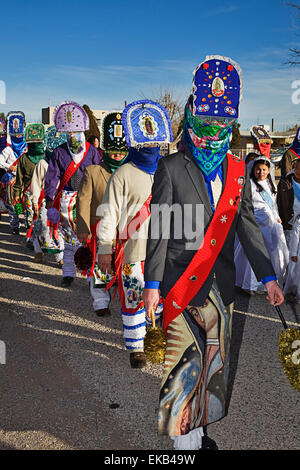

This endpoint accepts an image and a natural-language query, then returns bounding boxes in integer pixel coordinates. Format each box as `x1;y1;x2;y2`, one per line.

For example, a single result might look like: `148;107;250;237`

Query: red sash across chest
53;142;90;209
105;195;152;289
46;142;90;238
289;148;300;159
163;153;245;331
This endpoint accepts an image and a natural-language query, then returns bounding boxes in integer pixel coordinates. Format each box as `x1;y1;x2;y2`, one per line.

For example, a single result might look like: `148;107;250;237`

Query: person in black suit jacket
142;57;284;451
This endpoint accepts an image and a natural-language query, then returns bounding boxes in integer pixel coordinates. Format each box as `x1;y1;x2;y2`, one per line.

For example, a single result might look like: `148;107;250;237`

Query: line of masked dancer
0;101;166;372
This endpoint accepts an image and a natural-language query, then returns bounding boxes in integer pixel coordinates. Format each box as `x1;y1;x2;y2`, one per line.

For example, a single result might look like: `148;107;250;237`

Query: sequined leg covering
62;244;78;278
60;190;80;278
8;208;20;230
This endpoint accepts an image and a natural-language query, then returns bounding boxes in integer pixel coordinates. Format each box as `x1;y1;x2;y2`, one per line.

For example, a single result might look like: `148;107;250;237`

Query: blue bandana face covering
10;135;27;159
125;146;161;175
183;101;234;181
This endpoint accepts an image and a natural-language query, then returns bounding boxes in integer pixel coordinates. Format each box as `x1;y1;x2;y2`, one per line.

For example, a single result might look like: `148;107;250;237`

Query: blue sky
0;0;299;130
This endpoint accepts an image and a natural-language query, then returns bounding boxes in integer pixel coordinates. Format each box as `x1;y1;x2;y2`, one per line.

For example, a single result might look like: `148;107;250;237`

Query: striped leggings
120;261;162;352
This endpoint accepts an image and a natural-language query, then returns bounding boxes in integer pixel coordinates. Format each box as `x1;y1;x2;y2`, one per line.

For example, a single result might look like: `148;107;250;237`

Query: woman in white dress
284;214;300;302
235;156;289;292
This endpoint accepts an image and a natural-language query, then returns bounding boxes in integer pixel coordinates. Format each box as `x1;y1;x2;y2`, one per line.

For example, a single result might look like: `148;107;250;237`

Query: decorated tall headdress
45;125;67;152
122;99;173;148
0;118;6;135
250;125;273;158
192;55;242;119
6;111;26;135
53;101;90;133
100;111;128;153
291;127;300;154
25;123;45;143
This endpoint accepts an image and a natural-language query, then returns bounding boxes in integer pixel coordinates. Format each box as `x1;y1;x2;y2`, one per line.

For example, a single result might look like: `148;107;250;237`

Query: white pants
89;279;110;311
171;427;204;450
62;244;78;278
32;237;42;254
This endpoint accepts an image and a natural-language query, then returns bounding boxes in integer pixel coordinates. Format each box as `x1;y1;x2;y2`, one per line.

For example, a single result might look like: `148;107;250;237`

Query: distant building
41;106;55;127
231;126;296;159
92;109;109;125
239;129;295;151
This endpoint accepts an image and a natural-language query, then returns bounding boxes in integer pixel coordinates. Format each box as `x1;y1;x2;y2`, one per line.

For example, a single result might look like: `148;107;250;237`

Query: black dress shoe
61;276;74;287
201;435;218;450
95;308;111;317
129;352;147;369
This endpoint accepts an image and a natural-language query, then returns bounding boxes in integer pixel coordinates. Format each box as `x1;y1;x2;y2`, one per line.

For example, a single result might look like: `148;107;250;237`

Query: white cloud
201;4;246;17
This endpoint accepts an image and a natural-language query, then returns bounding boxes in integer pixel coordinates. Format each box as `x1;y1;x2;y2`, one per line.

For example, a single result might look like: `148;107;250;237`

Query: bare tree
83;104;100;140
287;47;300;65
286;2;300;65
230;121;241;149
140;88;185;139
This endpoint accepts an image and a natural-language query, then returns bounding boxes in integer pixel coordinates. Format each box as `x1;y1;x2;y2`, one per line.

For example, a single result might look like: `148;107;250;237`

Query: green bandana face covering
27;142;45;164
183;101;234;180
103;151;127;172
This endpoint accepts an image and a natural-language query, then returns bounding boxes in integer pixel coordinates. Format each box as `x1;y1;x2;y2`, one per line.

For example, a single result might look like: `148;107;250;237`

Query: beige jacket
76;162;112;235
97;162;154;263
30;159;48;205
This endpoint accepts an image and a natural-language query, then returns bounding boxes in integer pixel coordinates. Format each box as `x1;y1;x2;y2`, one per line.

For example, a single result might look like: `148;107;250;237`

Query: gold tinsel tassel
278;328;300;392
144;309;167;364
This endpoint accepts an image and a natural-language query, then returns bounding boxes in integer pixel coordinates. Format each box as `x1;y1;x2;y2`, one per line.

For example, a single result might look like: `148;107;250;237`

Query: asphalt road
0;212;299;451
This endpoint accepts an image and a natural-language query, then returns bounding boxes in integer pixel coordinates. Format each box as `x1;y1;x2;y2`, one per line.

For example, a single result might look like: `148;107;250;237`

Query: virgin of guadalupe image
144;116;155;136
